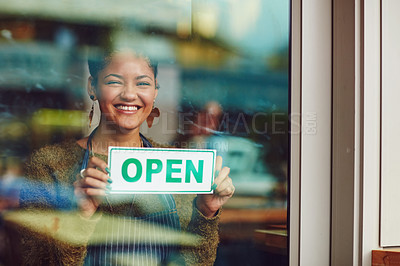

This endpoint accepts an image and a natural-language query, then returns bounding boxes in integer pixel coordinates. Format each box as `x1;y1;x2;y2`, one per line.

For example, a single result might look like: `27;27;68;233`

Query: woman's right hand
73;156;111;219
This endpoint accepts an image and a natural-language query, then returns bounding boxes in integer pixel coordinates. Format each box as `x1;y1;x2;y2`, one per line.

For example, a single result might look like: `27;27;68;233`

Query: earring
146;100;160;128
89;95;95;128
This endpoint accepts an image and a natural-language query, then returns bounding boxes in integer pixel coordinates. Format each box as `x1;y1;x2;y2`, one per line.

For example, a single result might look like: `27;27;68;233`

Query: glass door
0;1;290;265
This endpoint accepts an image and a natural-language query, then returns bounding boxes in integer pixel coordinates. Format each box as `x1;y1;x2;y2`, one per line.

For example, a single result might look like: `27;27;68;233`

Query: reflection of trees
267;46;289;72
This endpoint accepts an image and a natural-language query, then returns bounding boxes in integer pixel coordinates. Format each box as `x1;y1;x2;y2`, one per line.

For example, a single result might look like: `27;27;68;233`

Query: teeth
117;105;138;111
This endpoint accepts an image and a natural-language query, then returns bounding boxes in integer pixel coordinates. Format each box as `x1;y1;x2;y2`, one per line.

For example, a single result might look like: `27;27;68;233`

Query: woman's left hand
196;156;235;217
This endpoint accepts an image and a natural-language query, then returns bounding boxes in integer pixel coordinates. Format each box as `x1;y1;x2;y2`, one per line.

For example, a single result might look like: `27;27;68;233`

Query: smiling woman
0;1;289;265
80;50;159;152
5;47;235;265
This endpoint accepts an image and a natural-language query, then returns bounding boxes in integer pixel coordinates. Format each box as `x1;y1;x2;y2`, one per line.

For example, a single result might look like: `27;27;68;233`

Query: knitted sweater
7;139;219;265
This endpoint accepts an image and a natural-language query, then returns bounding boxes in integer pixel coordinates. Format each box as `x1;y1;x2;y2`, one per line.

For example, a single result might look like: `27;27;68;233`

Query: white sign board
108;147;216;194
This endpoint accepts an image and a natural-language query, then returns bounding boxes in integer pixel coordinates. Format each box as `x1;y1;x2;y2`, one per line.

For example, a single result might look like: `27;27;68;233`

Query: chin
117;124;141;132
101;113;147;133
101;121;140;133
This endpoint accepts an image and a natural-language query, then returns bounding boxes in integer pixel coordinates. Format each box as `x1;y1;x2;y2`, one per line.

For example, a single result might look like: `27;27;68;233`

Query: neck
90;123;143;155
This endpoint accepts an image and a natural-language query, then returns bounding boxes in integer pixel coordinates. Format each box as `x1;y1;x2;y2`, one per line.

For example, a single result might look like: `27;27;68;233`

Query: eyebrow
104;74;123;80
136;75;153;81
103;74;153;81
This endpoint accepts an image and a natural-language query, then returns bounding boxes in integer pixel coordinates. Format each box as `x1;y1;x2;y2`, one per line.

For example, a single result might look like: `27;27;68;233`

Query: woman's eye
106;81;122;85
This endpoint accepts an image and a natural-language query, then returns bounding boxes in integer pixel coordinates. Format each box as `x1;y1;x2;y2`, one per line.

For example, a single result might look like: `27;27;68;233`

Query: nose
120;82;138;101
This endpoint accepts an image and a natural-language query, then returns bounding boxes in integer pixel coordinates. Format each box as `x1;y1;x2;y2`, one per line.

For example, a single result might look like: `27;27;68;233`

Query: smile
115;105;140;111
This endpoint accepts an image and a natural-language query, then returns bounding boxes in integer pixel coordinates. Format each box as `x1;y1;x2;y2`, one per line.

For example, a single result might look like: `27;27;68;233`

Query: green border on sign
108;147;216;193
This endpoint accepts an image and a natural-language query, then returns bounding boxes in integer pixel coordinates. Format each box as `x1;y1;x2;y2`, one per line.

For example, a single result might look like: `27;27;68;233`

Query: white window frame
290;0;332;265
290;0;381;265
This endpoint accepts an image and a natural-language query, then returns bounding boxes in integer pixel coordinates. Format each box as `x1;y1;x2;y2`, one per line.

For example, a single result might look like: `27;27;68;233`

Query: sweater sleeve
174;194;221;266
13;143;98;265
13;210;99;266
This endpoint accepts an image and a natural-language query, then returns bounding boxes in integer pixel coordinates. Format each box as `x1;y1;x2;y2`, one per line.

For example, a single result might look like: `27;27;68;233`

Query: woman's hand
196;156;235;218
73;156;111;219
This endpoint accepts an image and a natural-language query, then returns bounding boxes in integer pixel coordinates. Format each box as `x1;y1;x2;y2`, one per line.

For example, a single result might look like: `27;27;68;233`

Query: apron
82;128;181;265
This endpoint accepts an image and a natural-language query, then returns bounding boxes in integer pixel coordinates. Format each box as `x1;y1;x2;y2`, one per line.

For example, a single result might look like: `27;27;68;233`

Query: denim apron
82;128;181;265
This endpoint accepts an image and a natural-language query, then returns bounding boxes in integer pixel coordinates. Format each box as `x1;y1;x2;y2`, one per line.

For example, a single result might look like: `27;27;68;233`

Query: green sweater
7;139;219;265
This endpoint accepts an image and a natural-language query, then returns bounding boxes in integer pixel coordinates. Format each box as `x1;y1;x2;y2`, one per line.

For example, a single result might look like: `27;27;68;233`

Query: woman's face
92;52;158;133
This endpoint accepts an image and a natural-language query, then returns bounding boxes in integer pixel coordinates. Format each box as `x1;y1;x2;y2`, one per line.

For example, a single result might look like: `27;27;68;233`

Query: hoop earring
146;100;160;128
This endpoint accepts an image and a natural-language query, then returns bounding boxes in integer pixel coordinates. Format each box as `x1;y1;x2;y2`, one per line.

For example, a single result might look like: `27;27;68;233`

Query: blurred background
0;0;289;265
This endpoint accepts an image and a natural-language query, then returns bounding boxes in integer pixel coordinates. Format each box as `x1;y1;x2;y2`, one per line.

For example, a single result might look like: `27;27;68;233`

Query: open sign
108;147;216;194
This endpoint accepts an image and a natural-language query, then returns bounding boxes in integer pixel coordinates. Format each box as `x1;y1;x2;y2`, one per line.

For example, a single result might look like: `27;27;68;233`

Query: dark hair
87;48;158;87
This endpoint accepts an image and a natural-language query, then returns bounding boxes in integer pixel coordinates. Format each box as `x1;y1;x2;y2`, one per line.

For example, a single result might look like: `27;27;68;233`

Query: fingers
87;156;109;176
74;156;111;199
74;182;106;197
80;167;110;184
78;175;108;189
212;165;235;197
214;175;235;197
78;156;111;183
215;156;223;173
213;156;225;188
213;166;230;187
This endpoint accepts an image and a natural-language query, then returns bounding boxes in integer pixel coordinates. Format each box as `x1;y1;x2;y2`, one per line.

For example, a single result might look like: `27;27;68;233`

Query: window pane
0;1;289;265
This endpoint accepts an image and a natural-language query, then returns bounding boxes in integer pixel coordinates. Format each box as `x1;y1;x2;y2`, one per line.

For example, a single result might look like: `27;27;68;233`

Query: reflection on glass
0;1;289;265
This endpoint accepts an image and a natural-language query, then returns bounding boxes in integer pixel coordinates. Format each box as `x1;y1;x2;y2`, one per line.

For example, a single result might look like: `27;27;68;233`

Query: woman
17;48;235;265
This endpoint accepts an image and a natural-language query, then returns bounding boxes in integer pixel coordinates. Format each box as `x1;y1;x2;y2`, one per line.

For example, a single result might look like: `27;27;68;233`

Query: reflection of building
181;68;288;112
